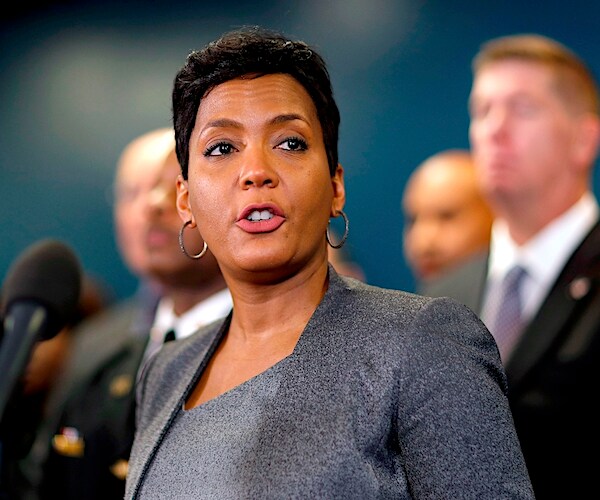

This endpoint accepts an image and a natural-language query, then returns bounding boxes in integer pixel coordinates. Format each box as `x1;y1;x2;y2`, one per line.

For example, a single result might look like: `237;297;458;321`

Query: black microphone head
2;239;82;340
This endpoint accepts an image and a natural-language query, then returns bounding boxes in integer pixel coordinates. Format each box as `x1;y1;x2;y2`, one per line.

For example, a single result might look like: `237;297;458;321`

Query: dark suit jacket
422;220;600;500
38;296;154;500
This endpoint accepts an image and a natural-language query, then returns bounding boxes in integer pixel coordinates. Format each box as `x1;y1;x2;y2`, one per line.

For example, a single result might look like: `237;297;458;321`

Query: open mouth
247;209;274;222
237;204;285;233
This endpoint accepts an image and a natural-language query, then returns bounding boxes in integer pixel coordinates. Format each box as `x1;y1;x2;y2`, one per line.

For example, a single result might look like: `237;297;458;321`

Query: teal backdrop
2;0;599;298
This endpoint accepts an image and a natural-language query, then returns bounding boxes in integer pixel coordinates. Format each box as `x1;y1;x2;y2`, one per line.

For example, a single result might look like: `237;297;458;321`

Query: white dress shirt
481;192;599;329
141;288;233;366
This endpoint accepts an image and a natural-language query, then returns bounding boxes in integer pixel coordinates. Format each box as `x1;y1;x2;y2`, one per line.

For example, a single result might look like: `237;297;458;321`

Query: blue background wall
2;0;599;299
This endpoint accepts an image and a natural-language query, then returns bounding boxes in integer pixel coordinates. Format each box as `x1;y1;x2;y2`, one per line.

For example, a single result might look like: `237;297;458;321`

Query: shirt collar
150;288;233;342
488;192;599;287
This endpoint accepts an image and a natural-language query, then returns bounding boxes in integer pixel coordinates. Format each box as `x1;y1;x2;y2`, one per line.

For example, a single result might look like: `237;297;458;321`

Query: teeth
247;209;274;221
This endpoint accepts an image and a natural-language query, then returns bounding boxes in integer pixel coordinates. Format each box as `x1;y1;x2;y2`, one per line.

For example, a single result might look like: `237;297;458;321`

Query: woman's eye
204;142;235;157
277;137;308;151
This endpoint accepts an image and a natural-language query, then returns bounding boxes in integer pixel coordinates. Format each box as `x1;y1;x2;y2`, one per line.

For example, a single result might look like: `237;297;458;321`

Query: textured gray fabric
126;268;534;499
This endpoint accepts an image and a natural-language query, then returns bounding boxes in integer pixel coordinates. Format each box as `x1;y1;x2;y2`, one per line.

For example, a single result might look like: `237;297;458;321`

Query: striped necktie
489;265;528;363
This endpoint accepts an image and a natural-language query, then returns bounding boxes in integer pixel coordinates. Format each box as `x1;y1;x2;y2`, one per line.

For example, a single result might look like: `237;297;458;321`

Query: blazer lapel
506;282;579;386
506;221;600;388
128;321;227;496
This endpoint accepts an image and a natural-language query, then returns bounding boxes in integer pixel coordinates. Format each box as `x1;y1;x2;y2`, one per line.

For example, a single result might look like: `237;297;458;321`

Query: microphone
0;239;82;419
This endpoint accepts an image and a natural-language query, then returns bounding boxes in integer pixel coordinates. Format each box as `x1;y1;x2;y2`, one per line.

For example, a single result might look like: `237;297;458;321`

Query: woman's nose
238;145;279;188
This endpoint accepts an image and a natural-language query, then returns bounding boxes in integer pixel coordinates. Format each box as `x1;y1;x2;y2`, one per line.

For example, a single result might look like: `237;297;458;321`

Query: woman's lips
236;216;285;233
236;203;285;233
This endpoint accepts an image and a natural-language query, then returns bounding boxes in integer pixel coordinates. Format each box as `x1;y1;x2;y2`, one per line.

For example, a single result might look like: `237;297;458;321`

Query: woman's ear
176;175;194;225
330;163;346;217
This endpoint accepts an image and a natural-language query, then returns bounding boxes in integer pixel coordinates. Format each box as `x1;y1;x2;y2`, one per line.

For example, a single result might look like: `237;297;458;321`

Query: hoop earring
326;210;349;249
179;220;208;259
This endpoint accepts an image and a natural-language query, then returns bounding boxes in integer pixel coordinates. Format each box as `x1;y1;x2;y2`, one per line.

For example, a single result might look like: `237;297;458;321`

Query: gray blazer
126;268;533;499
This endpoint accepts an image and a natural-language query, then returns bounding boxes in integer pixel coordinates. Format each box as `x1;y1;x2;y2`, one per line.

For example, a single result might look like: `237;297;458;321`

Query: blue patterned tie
490;265;527;363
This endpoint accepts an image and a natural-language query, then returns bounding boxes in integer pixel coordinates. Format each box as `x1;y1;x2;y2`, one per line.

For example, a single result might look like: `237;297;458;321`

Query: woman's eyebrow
270;113;306;125
202;118;242;131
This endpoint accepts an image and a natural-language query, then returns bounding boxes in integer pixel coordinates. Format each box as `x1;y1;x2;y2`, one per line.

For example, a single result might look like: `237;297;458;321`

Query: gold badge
52;427;84;457
110;459;129;480
109;374;133;398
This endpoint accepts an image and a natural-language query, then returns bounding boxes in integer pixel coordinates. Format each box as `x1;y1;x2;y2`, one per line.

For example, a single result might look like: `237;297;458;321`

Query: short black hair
172;25;340;179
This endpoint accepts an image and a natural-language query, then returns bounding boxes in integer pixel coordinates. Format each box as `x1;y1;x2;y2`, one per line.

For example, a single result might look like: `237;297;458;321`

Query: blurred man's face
469;60;582;210
403;158;492;281
113;135;172;277
142;150;222;287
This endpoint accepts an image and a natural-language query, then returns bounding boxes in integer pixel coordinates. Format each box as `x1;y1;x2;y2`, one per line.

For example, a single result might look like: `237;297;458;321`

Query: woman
125;26;533;499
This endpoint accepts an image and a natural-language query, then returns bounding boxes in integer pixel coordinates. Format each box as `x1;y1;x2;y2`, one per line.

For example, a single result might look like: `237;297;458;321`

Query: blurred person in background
402;149;493;291
23;127;231;500
423;34;600;499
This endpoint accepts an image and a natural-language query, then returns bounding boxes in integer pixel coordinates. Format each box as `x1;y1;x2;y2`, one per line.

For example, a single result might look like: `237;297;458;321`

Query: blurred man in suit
423;34;600;499
402;149;493;290
30;128;231;500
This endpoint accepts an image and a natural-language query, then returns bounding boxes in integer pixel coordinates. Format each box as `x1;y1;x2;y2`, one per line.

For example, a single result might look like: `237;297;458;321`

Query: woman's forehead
195;74;319;131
